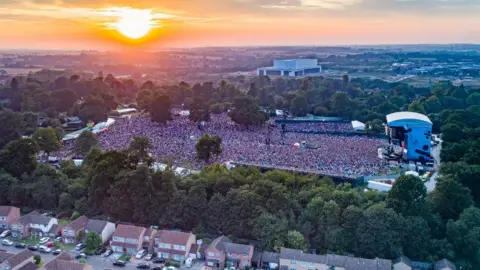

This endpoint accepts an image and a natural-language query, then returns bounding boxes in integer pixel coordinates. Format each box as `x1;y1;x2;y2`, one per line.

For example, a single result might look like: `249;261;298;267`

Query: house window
208;252;214;257
228;252;232;256
0;217;6;220
290;268;296;270
243;254;248;258
301;261;306;266
309;262;314;267
291;260;296;264
18;225;23;229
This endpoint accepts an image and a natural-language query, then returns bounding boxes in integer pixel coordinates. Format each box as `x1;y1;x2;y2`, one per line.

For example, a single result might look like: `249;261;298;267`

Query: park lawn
59;219;71;226
59;243;76;251
118;254;131;261
20;238;38;245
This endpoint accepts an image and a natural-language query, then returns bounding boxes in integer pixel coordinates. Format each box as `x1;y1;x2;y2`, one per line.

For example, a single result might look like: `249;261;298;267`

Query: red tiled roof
112;224;146;239
157;230;192;245
65;216;89;231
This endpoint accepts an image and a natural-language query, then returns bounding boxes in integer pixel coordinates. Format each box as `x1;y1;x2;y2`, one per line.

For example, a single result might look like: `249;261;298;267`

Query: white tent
351;120;365;131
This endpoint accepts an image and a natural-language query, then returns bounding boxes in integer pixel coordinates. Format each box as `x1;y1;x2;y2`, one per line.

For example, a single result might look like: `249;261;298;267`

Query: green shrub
78;258;87;264
34;255;41;265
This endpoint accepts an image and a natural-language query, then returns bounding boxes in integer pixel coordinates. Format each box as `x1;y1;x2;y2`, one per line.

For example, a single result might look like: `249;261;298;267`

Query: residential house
142;227;158;253
261;251;280;269
110;224;146;255
279;247;326;270
393;256;412;270
205;236;254;269
279;248;392;270
189;244;201;260
205;236;231;269
62;215;89;244
47;224;61;239
154;230;196;263
0;249;35;270
224;242;254;268
42;251;93;270
10;211;58;239
0;206;20;229
434;259;456;270
85;219;116;245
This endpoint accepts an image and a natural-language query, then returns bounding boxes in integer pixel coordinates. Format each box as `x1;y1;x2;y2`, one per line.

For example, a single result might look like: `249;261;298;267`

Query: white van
185;258;194;268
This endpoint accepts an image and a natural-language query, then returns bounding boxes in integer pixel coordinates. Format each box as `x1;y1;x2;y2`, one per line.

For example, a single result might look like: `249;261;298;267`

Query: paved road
1;244;205;270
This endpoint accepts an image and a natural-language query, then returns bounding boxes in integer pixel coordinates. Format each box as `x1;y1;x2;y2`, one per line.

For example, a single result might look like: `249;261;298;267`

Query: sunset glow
0;0;479;49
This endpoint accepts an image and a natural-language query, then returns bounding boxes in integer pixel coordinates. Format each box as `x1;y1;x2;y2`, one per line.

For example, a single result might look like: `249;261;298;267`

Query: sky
0;0;479;50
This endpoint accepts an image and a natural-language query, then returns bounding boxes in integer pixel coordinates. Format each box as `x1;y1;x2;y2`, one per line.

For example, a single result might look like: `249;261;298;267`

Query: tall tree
149;93;172;123
0;109;22;148
229;96;268;127
290;94;309;117
189;98;210;123
129;136;153;165
357;204;404;259
33;127;61;157
74;130;99;157
196;134;222;162
387;175;427;216
0;138;38;177
429;177;474;220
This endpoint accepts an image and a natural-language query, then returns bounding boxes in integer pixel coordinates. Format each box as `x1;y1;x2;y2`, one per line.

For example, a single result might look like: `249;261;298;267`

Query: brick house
42;251;93;270
110;224;146;255
279;248;392;270
84;219;116;245
0;249;35;270
154;230;196;263
62;215;89;244
10;211;58;239
142;227;158;253
205;236;254;269
0;206;20;229
434;259;456;270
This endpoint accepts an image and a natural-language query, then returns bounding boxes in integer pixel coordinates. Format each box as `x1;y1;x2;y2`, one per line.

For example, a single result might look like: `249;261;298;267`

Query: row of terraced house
0;249;94;270
0;206;457;270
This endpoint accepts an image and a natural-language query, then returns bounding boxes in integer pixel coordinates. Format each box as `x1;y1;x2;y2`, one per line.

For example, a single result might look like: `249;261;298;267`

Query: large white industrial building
257;59;321;77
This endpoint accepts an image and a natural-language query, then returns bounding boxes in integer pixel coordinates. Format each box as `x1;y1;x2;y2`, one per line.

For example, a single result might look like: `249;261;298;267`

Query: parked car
75;243;86;251
152;258;165;264
54;237;62;243
14;243;27;249
163;267;177;270
52;249;62;255
103;249;114;257
75;253;87;259
137;262;150;269
0;230;11;238
1;239;13;246
38;245;52;253
28;245;39;251
144;253;153;261
185;257;194;268
39;237;50;245
113;260;127;267
95;247;106;255
135;249;147;259
152;267;163;270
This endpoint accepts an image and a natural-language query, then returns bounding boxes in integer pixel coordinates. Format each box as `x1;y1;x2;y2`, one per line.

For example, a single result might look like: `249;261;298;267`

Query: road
0;244;205;270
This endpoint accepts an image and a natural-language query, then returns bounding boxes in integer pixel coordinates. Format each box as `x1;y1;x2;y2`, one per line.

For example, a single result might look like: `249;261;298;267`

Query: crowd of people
77;112;388;178
283;122;354;133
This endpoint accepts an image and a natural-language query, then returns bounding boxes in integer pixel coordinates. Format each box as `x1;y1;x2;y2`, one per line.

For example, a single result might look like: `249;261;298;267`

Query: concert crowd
69;113;386;178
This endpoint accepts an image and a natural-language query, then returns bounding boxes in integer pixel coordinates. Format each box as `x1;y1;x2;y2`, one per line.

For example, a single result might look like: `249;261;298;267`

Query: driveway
0;244;145;270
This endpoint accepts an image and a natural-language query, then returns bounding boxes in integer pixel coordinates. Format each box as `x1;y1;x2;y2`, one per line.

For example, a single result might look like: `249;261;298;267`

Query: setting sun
98;7;173;40
114;9;154;39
